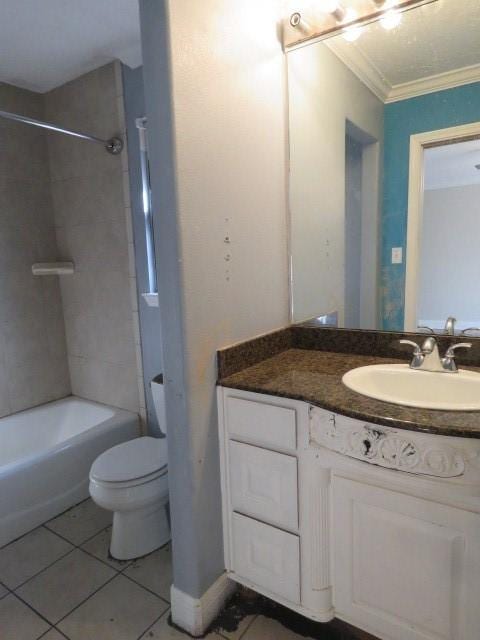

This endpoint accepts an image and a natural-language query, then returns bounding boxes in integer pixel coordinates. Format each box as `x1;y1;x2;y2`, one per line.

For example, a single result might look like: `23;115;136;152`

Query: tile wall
0;62;144;418
0;83;70;415
44;62;144;415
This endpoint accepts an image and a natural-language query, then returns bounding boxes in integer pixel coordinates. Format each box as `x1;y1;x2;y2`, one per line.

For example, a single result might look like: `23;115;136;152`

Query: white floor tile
0;527;73;589
45;499;112;545
0;593;50;640
16;548;115;624
58;574;168;640
139;611;224;639
81;527;131;570
242;616;313;640
123;543;172;601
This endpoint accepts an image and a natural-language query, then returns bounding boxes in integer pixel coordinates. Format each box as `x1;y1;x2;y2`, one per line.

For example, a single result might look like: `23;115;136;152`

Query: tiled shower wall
0;83;71;416
44;63;144;415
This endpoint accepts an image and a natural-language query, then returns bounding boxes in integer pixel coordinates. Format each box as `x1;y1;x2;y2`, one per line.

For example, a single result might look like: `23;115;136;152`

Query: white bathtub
0;396;139;547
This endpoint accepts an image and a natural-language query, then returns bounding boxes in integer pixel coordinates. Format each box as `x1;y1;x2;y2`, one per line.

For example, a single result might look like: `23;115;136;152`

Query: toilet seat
90;436;168;488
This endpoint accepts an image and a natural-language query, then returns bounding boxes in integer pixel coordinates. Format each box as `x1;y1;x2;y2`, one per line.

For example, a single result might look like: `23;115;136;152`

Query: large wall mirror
288;0;480;335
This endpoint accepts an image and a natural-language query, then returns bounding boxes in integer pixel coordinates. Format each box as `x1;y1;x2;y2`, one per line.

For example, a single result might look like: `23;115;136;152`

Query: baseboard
171;572;236;637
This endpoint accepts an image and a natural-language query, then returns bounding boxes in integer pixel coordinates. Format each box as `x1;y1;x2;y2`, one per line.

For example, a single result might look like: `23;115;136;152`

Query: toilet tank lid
90;436;167;483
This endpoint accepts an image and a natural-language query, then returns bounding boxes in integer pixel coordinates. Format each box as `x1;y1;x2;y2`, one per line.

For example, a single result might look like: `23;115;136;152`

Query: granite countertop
218;348;480;439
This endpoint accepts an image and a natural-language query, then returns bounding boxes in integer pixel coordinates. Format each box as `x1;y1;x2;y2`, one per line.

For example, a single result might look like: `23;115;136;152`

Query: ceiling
424;139;480;190
0;0;142;93
327;0;480;102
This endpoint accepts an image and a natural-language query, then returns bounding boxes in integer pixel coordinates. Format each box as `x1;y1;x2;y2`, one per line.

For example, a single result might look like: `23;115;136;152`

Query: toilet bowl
89;377;170;560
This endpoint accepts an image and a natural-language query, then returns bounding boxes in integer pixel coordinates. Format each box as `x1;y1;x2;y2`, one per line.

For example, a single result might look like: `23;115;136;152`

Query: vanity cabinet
217;386;480;640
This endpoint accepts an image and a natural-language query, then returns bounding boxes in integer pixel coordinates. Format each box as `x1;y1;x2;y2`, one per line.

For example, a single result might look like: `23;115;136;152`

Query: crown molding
326;40;480;105
326;39;390;103
386;62;480;103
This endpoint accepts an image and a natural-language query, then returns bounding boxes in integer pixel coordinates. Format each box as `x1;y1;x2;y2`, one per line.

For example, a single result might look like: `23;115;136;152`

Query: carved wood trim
309;408;471;478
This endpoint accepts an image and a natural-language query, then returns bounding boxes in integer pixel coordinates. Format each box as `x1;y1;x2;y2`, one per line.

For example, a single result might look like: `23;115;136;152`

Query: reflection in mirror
407;136;480;337
288;0;480;334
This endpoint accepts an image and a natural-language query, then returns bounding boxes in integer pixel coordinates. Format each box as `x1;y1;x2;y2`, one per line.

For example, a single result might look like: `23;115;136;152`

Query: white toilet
89;376;170;560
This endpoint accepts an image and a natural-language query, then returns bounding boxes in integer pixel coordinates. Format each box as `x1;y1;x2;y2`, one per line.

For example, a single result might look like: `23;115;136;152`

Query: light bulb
342;7;362;41
322;0;346;22
343;24;362;41
343;7;358;22
323;0;340;12
380;8;402;29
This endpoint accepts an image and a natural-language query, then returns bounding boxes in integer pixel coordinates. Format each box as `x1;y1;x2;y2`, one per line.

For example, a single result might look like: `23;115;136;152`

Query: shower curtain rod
0;109;123;154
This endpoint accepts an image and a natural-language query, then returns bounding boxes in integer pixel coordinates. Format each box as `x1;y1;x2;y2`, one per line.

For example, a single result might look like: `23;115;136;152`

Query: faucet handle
399;339;421;354
445;342;472;357
442;342;472;372
417;325;435;334
461;327;480;336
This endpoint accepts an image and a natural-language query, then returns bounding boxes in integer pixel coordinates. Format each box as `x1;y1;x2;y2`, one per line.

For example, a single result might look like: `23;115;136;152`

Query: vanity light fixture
323;0;346;22
372;0;403;28
342;9;363;41
289;11;315;36
380;9;402;29
322;1;364;43
283;0;437;50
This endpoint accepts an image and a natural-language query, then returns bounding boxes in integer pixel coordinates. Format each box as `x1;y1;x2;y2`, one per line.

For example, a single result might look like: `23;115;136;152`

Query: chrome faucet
441;342;473;372
399;337;472;373
444;316;457;335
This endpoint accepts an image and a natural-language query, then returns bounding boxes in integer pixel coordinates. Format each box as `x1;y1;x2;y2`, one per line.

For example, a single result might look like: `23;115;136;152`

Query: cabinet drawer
226;396;297;452
229;441;298;530
231;512;300;604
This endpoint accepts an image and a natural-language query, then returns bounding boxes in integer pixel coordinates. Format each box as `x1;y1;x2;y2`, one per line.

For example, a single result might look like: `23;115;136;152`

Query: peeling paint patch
380;264;405;331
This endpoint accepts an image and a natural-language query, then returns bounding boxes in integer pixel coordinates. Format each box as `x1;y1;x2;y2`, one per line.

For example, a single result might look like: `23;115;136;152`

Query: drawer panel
231;512;300;604
229;441;298;530
226;396;297;452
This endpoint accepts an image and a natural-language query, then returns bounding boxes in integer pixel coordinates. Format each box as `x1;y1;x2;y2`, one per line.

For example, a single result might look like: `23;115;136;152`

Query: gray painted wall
140;0;289;600
122;64;163;435
288;42;383;325
344;134;362;328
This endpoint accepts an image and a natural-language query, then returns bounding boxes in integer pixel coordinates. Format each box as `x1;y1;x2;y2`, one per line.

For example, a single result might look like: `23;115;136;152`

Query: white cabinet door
229;441;298;531
231;512;301;604
333;475;480;640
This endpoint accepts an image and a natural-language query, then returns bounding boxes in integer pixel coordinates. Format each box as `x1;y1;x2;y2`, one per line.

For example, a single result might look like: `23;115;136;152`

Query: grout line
78;538;132;573
53;571;120;628
11;543;75;591
37;626;70;640
11;590;60;630
119;570;171;606
237;614;258;640
134;607;171;640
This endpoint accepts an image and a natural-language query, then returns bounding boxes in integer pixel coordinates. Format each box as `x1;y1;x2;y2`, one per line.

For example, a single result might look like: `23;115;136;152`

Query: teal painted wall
381;81;480;330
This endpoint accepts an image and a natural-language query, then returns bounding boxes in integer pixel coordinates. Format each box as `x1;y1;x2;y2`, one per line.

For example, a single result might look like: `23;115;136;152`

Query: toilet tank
151;375;167;436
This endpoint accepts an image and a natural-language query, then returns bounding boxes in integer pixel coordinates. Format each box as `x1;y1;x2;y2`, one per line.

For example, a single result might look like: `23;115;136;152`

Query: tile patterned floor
0;498;369;640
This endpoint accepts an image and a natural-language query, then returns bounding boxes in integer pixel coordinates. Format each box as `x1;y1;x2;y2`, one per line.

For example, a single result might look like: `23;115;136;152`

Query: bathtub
0;396;139;547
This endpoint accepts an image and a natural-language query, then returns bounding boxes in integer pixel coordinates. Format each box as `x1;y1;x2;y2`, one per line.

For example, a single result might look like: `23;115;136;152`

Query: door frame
404;121;480;331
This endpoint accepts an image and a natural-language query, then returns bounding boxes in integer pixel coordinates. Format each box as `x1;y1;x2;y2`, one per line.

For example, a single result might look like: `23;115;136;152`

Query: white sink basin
342;364;480;411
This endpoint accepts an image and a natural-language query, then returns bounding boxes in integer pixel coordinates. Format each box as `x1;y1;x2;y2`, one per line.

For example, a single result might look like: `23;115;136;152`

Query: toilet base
110;501;171;560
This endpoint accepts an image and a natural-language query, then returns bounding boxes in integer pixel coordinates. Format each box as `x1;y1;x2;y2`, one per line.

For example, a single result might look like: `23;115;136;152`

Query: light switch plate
391;247;403;264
